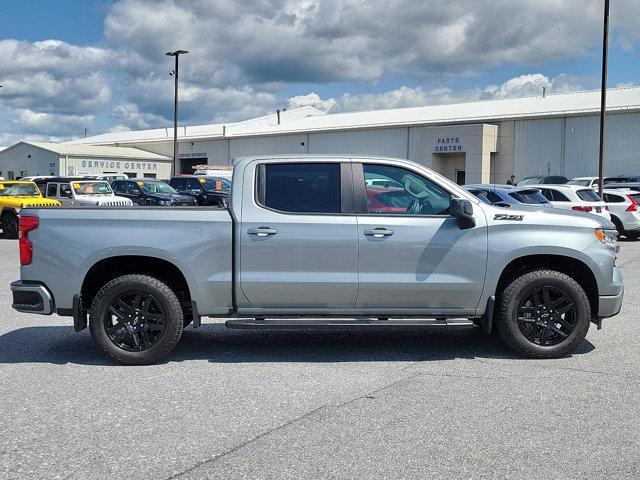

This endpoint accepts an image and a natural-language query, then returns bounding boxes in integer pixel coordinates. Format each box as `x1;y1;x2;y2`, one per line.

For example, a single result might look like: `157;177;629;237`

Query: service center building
0;141;172;179
3;87;640;184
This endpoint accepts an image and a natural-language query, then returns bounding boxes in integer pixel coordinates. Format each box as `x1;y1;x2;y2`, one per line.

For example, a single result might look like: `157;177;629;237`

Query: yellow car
0;181;61;238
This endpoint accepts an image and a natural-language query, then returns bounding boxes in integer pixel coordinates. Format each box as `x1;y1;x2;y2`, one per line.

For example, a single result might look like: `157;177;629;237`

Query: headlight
595;228;618;246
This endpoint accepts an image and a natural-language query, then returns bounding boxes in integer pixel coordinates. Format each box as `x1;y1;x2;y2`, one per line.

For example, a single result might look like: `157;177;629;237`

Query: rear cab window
257;163;342;214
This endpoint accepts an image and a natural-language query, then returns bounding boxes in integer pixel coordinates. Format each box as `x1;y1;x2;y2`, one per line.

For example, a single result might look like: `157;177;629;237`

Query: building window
7;171;14;180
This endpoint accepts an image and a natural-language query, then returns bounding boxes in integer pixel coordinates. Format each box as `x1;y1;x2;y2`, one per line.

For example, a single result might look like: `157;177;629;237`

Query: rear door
238;160;358;310
354;162;487;313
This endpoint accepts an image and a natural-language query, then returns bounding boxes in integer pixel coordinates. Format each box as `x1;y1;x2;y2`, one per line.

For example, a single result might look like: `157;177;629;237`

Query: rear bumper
11;280;54;315
598;266;624;318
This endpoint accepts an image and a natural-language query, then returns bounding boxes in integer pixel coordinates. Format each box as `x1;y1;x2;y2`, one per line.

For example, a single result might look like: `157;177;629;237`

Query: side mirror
495;202;511;208
130;189;141;196
450;198;476;229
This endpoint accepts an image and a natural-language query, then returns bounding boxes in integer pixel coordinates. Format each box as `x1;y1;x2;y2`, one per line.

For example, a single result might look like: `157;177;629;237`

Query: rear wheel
89;274;183;365
1;212;18;239
496;270;591;358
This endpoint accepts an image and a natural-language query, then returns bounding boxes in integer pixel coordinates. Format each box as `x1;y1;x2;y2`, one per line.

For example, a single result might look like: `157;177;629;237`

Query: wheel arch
81;255;192;312
495;254;599;316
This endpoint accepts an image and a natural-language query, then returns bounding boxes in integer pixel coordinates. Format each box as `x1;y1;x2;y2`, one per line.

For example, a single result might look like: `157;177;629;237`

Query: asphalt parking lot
0;240;639;480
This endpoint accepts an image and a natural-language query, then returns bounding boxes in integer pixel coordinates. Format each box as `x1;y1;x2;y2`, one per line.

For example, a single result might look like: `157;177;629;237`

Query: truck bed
20;206;233;315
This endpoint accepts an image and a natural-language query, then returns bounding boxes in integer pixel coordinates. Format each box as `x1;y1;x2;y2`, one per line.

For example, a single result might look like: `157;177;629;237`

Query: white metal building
0;141;173;179
5;87;640;184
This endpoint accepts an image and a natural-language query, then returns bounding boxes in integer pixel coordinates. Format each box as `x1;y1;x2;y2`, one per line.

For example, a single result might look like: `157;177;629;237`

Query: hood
1;196;61;208
75;194;133;206
483;203;616;230
147;193;195;202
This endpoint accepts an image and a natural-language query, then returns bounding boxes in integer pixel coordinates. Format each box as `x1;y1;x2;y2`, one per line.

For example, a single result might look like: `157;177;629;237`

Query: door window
363;164;450;215
258;163;341;214
46;184;58;197
186;178;202;191
171;178;187;190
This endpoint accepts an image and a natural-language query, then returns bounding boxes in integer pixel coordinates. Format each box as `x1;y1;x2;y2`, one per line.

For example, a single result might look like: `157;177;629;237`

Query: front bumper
11;281;54;315
598;266;624;318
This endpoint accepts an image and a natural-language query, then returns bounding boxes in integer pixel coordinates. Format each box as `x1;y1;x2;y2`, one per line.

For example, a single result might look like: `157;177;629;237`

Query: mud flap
480;296;495;334
73;294;87;332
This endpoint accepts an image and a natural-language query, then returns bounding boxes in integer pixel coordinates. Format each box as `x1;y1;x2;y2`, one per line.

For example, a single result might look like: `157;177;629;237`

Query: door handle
364;228;394;238
247;227;278;237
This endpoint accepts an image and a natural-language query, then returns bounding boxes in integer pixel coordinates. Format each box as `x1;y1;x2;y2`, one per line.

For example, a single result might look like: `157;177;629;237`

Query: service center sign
433;137;464;153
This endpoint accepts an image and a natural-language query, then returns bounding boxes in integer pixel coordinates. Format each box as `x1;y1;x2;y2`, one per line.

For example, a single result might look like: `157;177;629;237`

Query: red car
366;187;413;213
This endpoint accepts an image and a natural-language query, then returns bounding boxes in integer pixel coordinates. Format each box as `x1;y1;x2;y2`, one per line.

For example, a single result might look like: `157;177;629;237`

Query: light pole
166;50;188;177
597;0;610;197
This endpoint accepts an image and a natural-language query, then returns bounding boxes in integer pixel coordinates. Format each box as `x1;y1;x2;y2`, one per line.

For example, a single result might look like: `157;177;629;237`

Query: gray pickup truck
11;155;623;365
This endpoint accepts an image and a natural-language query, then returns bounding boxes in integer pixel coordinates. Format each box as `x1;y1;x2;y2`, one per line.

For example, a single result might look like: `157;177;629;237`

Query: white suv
538;185;611;220
603;188;640;240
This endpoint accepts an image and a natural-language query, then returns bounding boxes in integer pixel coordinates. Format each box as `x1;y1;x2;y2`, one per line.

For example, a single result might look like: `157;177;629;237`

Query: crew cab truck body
12;155;623;365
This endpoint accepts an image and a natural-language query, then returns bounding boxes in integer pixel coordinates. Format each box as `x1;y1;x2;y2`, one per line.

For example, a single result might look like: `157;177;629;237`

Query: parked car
464;184;550;208
11;155;622;365
45;181;133;207
168;176;230;207
92;174;129;183
112;179;198;206
0;180;61;238
518;175;568;186
602;188;640;240
537;185;611;220
365;187;412;213
32;176;85;196
603;182;640;193
193;167;233;179
567;176;640;188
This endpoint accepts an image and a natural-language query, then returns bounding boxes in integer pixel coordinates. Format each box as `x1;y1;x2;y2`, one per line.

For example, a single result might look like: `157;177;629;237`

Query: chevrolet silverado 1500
11;155;623;365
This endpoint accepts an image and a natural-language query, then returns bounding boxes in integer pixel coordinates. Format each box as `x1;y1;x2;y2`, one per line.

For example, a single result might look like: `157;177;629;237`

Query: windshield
567;179;591;186
518;177;542;185
72;181;113;195
138;181;178;194
576;189;602;202
509;190;549;204
200;177;231;192
0;182;41;196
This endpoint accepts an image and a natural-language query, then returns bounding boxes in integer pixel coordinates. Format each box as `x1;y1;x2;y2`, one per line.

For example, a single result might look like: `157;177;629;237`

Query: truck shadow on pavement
0;324;595;366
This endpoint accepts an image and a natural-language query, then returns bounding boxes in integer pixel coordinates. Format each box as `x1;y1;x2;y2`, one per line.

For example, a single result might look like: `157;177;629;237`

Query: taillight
626;195;639;212
572;206;593;212
19;216;39;265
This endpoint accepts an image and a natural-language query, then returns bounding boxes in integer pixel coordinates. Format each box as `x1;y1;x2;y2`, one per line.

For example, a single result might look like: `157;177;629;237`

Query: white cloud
1;0;640;140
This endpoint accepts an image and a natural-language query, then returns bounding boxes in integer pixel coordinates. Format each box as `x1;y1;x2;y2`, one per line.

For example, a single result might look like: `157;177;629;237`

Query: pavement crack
166;404;325;480
166;370;423;479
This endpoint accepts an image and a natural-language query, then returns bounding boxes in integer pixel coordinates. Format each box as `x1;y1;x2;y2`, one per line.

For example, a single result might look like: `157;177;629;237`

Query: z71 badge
494;213;524;221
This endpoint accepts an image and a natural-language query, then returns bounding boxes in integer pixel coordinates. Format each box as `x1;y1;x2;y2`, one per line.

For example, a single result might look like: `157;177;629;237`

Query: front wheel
496;270;591;358
89;274;183;365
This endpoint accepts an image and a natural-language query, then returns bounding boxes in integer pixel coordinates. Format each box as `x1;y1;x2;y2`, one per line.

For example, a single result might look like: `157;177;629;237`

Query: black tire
89;274;183;365
2;212;18;239
496;269;591;358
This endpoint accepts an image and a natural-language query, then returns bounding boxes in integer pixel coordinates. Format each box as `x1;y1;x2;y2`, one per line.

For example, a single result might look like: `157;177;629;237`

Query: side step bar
226;318;475;329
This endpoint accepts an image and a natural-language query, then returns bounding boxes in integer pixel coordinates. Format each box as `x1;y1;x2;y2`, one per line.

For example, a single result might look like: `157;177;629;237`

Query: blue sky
0;0;639;145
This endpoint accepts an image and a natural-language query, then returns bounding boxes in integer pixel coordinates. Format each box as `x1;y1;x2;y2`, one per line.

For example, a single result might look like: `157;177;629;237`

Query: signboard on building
179;152;207;158
433;137;464;153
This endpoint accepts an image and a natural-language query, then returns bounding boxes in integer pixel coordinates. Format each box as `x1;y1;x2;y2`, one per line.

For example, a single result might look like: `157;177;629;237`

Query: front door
238;161;358;310
355;162;487;314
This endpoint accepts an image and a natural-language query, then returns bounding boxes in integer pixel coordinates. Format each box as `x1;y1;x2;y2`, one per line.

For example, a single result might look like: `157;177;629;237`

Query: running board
225;318;475;329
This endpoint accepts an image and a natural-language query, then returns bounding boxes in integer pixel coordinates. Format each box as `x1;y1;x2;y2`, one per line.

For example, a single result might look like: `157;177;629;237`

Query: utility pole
166;50;188;177
597;0;610;197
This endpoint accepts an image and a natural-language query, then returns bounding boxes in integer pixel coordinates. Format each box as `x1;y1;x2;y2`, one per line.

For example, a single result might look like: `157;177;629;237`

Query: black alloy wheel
516;285;576;346
89;274;184;365
496;269;591;358
104;291;166;352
